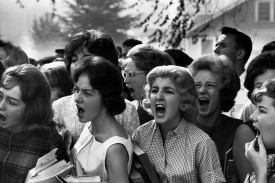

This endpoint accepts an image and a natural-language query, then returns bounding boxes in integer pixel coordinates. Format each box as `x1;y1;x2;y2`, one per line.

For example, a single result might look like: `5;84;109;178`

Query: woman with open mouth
0;64;68;183
132;65;225;182
245;79;275;183
189;54;243;175
70;56;133;183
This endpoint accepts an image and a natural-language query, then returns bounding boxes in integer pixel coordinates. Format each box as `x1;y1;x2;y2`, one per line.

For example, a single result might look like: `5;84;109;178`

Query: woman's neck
159;114;182;143
197;110;222;129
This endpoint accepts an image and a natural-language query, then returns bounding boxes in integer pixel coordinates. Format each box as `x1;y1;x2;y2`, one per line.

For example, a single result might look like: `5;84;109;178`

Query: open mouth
0;113;7;122
155;104;165;117
76;104;85;117
199;98;209;109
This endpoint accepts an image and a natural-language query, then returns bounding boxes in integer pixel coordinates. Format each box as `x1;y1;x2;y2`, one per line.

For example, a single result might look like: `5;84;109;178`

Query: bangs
1;75;19;90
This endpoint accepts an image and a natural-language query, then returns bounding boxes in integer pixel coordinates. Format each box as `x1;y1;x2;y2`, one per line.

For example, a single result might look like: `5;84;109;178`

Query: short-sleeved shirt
132;119;225;183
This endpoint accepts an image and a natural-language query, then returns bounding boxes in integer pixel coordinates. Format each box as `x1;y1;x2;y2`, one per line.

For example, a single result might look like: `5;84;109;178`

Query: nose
198;85;207;94
249;109;258;122
213;46;219;54
155;90;164;100
0;98;6;111
74;91;83;104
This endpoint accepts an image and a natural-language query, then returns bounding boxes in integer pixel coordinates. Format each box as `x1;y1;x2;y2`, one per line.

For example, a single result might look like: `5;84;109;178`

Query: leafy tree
57;0;135;44
130;0;212;48
31;13;67;56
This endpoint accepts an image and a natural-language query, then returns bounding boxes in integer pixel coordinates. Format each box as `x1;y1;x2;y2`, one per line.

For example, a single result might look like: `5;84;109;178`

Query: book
56;175;104;183
130;143;160;183
25;148;74;183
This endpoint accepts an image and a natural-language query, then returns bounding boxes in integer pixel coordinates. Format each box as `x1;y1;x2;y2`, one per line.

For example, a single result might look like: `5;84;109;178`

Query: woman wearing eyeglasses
188;54;243;176
123;44;174;125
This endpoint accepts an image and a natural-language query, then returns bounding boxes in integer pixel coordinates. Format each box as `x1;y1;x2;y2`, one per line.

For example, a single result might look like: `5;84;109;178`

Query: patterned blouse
53;94;140;143
132;119;226;183
0;126;67;183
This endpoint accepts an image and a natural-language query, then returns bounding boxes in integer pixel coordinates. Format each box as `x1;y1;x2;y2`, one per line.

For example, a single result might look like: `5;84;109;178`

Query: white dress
70;125;133;182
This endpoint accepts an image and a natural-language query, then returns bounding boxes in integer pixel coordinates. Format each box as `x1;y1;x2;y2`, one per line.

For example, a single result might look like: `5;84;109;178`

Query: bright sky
0;0;69;59
0;0;235;59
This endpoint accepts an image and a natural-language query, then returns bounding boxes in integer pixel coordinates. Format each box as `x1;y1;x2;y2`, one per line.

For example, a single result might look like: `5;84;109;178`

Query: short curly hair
127;44;174;74
73;56;125;115
189;54;240;112
144;65;198;121
244;52;275;99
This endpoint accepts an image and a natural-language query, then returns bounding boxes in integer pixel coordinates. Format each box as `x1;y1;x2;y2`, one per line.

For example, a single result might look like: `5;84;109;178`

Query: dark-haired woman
70;56;132;183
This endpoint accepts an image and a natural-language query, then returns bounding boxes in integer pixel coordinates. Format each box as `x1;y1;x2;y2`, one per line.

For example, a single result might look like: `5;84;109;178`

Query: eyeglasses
121;70;146;79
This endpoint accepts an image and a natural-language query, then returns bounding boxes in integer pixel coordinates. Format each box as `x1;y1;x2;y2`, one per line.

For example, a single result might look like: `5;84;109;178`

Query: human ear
236;49;245;60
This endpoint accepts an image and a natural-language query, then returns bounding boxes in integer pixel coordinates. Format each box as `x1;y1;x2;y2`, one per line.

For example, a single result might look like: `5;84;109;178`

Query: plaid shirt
0;126;67;183
132;119;225;183
245;154;275;183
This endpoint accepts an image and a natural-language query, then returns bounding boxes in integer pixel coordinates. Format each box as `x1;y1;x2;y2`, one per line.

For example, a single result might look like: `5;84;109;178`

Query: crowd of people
0;26;275;183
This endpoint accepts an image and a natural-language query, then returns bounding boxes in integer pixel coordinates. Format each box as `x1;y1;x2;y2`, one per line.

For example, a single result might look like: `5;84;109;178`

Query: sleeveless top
70;125;133;182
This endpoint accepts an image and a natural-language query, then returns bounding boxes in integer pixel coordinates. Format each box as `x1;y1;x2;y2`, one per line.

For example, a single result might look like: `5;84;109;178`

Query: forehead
75;73;92;88
152;77;175;88
254;69;275;85
125;59;138;70
217;34;237;45
258;95;275;107
0;85;22;100
194;70;221;83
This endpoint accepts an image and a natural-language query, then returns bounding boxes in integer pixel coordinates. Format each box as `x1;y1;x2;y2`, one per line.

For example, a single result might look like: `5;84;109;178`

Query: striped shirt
132;119;225;183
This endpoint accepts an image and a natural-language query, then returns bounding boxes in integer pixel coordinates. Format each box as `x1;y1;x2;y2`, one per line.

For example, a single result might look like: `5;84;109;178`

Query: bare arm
106;144;130;183
233;124;255;182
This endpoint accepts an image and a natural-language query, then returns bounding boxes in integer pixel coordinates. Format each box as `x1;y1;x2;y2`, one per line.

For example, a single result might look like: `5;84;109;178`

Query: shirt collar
152;118;187;137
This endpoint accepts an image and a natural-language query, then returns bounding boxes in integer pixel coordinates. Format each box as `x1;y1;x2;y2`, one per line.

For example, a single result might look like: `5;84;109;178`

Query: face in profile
213;34;238;65
250;95;275;149
74;73;105;123
194;70;222;117
0;85;26;132
149;77;182;125
124;59;147;101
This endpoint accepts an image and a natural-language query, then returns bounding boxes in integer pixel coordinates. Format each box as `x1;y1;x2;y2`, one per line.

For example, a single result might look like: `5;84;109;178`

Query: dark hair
164;49;193;67
42;67;73;98
127;45;174;74
220;27;252;64
0;39;29;68
64;29;118;72
251;79;275;107
189;54;240;112
0;64;53;131
73;56;125;115
36;56;56;66
261;41;275;53
244;52;275;99
122;38;142;48
0;62;5;78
